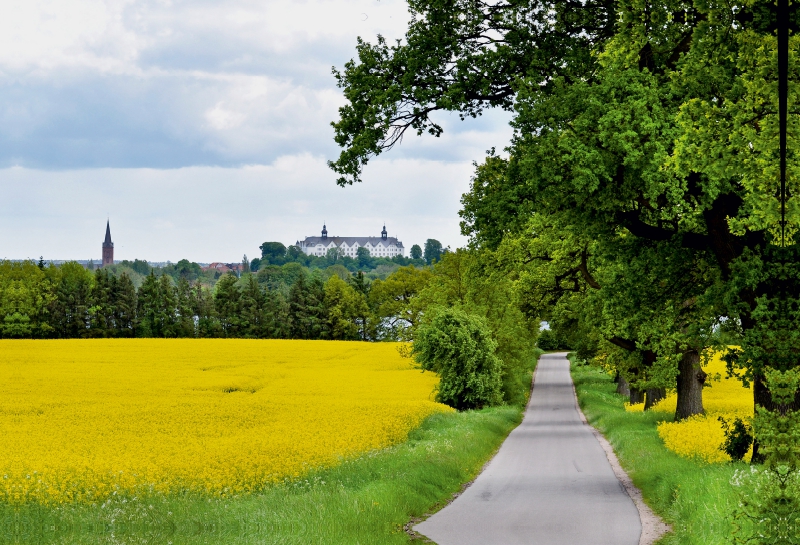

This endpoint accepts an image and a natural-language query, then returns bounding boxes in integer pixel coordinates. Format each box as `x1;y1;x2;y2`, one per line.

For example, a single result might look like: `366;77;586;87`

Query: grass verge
570;357;745;545
4;406;522;545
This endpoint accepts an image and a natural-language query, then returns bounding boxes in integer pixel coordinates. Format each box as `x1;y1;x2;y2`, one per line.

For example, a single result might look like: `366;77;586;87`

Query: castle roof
301;236;404;248
103;220;114;248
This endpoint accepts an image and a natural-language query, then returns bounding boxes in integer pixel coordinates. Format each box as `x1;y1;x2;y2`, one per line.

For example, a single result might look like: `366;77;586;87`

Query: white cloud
0;155;480;262
0;0;515;260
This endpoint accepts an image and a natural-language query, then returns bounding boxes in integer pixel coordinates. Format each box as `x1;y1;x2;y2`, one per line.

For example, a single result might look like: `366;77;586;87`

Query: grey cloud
0;0;512;169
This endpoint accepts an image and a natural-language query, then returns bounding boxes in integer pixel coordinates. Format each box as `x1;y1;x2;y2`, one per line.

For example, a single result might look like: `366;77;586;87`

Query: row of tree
331;0;798;534
251;238;444;271
0;254;538;404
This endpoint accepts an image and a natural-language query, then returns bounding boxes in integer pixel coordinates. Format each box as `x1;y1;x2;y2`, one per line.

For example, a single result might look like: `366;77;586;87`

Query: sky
0;0;512;262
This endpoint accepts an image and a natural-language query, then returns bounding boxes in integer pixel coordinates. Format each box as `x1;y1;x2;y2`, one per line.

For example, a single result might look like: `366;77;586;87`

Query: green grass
4;406;523;545
570;358;745;545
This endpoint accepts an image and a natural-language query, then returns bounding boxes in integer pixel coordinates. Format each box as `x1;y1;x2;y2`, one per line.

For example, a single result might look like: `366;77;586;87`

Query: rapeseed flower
0;339;451;505
625;351;753;463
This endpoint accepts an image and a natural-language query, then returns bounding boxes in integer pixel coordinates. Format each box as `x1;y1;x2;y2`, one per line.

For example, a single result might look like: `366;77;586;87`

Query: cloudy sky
0;0;512;262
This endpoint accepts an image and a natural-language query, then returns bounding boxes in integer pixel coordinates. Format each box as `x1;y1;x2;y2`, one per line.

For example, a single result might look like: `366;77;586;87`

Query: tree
324;275;370;340
423;239;442;265
136;272;177;337
329;0;615;185
214;273;242;337
410;244;422;260
356;246;373;269
114;272;137;337
89;269;115;337
121;259;151;276
413;308;503;410
164;259;203;282
288;274;327;339
285;245;304;263
193;282;219;338
0;260;55;338
325;247;344;264
175;277;196;337
260;242;287;264
332;0;797;436
418;249;539;405
369;266;432;340
239;274;271;338
50;262;94;338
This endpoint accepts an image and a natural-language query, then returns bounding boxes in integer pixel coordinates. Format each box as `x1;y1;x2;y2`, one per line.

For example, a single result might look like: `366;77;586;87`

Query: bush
536;329;565;351
413;309;503;410
719;416;753;462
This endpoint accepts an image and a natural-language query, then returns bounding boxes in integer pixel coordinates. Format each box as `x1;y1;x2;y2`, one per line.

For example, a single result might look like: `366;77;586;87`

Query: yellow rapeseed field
1;339;452;505
626;352;753;463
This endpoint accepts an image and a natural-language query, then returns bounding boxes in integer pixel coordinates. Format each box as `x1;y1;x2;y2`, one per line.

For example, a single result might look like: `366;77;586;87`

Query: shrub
719;416;753;462
536;328;568;351
413;309;504;410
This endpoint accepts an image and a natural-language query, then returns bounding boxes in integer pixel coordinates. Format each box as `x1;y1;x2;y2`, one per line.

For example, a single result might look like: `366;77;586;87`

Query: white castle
297;224;405;258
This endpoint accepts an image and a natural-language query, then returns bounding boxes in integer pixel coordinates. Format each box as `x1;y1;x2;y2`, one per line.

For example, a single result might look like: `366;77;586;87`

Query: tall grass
3;406;523;545
571;358;744;545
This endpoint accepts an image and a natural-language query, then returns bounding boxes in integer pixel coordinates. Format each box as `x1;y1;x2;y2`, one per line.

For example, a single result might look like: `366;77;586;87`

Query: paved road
414;352;641;545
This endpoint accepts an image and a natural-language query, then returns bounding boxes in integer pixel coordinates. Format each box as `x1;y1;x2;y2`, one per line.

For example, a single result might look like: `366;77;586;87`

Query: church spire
103;220;113;246
102;220;114;267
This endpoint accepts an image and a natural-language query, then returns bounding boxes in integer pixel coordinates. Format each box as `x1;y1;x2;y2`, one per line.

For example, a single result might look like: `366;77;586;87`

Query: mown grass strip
4;406;522;545
570;358;745;545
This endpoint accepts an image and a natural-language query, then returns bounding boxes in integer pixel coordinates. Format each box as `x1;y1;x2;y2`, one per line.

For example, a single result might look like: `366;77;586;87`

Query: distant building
102;221;114;267
201;262;244;275
296;224;404;258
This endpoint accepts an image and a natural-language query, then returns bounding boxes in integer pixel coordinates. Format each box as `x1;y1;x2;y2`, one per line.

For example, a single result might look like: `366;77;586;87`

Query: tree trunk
644;388;666;410
674;349;706;421
616;375;631;397
629;387;644;405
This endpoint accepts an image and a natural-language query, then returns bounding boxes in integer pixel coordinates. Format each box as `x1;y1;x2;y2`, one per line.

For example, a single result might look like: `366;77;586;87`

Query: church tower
102;220;114;267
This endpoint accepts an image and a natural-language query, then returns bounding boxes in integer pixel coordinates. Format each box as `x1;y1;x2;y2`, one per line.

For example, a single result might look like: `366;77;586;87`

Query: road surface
414;352;642;545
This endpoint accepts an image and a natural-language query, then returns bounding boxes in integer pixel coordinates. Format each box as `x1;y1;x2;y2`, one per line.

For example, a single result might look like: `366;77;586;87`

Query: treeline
98;239;445;290
250;239;443;273
0;252;537;403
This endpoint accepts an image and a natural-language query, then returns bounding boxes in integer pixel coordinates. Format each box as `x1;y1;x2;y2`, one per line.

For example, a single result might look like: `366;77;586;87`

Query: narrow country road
414;352;642;545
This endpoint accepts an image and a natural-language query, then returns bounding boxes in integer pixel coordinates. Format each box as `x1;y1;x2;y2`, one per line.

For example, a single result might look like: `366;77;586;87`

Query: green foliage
323;275;370;340
571;359;745;545
328;0;612;185
415;249;539;405
423;239;442;265
719;417;754;463
410;244;422;260
288;273;327;340
730;467;800;544
118;259;152;276
369;266;432;340
0;260;55;338
259;242;287;263
414;308;503;410
536;329;569;351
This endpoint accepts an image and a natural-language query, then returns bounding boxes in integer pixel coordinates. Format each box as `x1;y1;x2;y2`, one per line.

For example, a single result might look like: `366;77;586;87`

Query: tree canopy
332;0;800;534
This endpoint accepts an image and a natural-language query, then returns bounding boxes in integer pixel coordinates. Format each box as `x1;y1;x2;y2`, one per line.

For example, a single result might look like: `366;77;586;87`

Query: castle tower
102;220;114;267
381;224;388;240
322;223;328;240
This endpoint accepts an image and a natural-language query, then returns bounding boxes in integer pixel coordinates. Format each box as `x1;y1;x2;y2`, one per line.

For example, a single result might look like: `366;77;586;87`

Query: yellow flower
625;351;753;463
0;339;452;505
